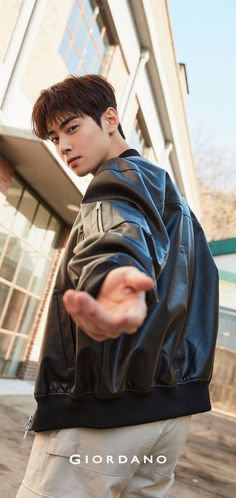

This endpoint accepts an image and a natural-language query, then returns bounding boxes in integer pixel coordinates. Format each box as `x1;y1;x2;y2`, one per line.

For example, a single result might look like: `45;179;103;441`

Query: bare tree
192;126;236;241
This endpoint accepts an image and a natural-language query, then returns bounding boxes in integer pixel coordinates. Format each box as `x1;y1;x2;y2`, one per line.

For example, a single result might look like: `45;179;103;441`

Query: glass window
90;56;100;74
75;17;88;51
27;205;51;249
68;2;80;32
84;41;95;69
1;289;27;332
0;174;63;377
0;228;8;255
129;111;157;162
0;237;24;282
0;177;23;229
29;254;52;295
1;335;28;377
41;217;61;253
11;190;38;238
92;18;101;44
17;296;40;337
97;38;106;58
95;8;107;40
68;47;80;73
0;333;12;360
82;0;94;23
59;31;71;59
0;282;10;317
59;0;113;76
129;119;146;155
15;247;35;290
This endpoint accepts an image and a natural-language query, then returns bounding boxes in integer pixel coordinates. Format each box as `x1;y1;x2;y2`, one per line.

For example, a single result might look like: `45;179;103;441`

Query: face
47;113;112;176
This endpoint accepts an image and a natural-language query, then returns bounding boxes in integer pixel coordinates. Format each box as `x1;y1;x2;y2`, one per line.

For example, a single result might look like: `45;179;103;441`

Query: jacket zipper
96;201;104;232
96;200;105;393
23;413;34;439
78;225;84;241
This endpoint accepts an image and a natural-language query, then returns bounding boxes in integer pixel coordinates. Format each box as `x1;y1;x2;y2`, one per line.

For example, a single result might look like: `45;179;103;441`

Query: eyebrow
47;115;80;138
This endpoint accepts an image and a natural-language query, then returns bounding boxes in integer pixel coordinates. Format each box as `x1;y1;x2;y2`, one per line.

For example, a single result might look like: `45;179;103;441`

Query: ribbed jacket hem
32;381;211;432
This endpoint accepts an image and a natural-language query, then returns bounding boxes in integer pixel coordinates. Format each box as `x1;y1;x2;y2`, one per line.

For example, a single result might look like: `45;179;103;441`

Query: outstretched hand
63;267;154;341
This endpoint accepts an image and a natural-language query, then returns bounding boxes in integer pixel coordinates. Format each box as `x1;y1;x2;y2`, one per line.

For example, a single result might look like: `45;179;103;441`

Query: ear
102;107;119;134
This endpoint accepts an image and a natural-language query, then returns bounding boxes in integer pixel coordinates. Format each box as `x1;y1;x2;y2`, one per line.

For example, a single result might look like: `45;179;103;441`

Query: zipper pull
96;201;104;232
23;414;33;439
78;224;84;241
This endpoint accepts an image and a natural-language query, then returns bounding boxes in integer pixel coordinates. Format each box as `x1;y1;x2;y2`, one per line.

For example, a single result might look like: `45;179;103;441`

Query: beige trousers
16;415;191;498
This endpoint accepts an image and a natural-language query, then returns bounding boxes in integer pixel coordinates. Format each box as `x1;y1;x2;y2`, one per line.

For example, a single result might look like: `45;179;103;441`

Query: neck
106;136;130;161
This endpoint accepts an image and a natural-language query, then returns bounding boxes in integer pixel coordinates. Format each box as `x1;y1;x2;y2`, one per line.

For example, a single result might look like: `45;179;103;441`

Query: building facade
0;0;200;380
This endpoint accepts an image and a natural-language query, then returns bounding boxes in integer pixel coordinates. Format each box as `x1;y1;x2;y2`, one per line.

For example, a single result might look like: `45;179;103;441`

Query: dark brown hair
32;74;125;139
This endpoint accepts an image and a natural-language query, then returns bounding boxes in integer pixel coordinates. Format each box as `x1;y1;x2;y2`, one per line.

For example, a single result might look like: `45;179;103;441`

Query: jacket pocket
55;292;76;369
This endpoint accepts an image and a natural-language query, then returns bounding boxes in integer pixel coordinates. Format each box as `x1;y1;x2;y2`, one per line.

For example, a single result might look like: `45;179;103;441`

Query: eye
50;136;59;145
68;124;79;133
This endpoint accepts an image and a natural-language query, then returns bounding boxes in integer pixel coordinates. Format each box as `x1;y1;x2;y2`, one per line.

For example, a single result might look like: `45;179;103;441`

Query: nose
58;136;72;157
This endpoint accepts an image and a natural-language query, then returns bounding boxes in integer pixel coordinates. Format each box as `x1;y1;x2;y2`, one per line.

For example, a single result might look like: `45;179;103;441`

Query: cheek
90;132;109;152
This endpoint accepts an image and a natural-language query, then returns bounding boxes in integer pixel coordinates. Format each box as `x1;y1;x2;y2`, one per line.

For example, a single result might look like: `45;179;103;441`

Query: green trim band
219;270;236;283
209;238;236;256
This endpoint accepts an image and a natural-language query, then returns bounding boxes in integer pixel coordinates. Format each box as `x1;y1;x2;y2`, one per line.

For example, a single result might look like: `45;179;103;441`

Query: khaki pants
16;415;191;498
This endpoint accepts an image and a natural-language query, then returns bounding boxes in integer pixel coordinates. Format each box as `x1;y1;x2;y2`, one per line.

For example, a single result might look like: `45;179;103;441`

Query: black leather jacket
31;154;219;432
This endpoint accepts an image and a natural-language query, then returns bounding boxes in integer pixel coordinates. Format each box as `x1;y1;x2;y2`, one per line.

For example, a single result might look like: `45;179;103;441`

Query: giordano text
69;454;167;465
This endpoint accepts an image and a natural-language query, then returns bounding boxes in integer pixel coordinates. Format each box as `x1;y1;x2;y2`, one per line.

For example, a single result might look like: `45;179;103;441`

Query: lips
67;156;81;167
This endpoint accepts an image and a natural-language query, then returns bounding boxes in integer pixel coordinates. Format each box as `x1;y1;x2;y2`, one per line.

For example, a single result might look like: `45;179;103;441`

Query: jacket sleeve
67;160;169;307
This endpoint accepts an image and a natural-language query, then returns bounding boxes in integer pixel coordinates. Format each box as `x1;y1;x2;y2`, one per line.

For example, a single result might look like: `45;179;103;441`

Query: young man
17;74;218;498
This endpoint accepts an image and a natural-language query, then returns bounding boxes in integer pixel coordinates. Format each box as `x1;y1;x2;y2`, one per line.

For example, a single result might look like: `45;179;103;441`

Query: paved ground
0;381;236;498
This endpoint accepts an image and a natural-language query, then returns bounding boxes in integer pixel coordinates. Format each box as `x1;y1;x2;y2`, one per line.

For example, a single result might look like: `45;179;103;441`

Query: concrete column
119;49;150;131
1;0;46;113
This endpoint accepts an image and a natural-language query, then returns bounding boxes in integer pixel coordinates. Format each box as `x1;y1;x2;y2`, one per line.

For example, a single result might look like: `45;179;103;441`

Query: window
59;0;112;75
0;176;63;377
129;110;157;162
129;116;147;155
